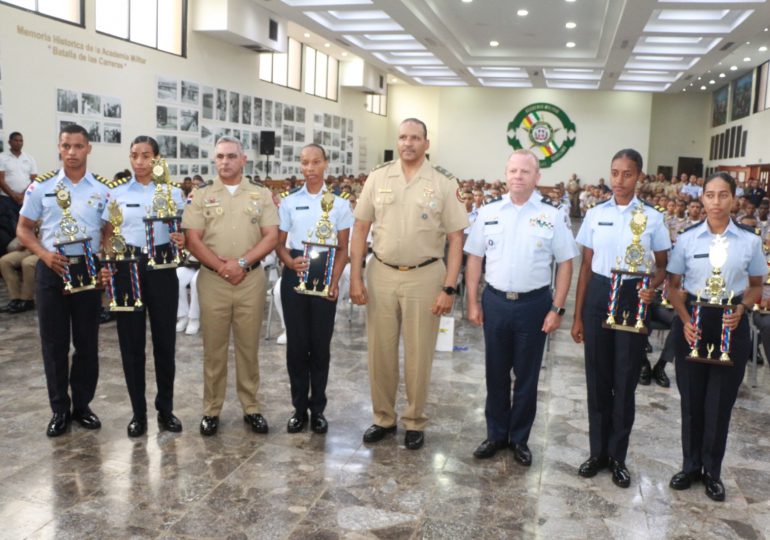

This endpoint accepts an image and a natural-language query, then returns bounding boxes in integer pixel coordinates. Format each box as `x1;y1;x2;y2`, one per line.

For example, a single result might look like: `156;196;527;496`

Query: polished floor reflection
1;277;770;539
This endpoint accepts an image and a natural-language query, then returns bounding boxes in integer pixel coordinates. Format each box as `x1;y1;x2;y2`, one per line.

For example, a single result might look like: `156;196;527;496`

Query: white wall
648;92;710;176
0;1;388;178
387;85;655;186
705;105;770;168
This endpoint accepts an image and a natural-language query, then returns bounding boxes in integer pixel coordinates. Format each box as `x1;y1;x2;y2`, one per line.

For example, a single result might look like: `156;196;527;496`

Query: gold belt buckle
505;291;519;300
398;265;410;271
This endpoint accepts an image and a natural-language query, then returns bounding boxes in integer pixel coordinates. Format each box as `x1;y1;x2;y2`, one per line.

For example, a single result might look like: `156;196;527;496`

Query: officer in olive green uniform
182;136;279;436
350;118;468;450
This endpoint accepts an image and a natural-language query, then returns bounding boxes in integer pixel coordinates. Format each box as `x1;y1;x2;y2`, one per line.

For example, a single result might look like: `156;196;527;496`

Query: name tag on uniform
44;193;56;197
126;203;140;207
378;188;392;193
296;206;309;210
484;220;498;225
598;222;613;226
693;253;709;259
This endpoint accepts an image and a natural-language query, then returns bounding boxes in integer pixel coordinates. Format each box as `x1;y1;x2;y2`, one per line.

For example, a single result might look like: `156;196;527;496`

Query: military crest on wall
507;103;576;168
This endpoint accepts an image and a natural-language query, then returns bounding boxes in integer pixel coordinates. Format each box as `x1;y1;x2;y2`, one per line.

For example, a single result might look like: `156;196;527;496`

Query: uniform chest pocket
529;225;554;240
42;195;58;208
243;204;262;217
374;193;395;206
484;224;504;261
203;205;223;219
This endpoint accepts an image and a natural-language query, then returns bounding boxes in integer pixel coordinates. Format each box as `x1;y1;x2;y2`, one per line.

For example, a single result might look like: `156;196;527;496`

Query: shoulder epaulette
641;199;664;213
34;170;57;183
340;192;351;200
370;160;394;173
733;219;762;235
488;195;503;204
280;187;301;199
541;196;562;209
169;180;182;189
106;175;130;189
94;174;112;187
432;165;456;182
680;220;704;234
587;199;611;210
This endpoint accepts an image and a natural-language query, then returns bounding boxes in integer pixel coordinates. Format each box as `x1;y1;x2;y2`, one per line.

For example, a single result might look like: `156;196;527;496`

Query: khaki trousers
197;266;266;416
365;257;444;431
0;251;37;300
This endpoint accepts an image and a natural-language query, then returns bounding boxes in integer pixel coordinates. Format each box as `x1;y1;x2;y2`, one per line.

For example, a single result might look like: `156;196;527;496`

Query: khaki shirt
355;159;469;266
181;177;279;259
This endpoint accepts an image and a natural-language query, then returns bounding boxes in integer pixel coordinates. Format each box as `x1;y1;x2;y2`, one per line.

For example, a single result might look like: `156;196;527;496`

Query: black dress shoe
404;430;424;450
703;473;726;501
511;443;532;466
287;411;308;433
46;411;71;437
578;456;609;478
8;300;34;313
310;413;328;434
72;407;101;429
157;411;183;432
639;359;652;385
127;416;147;437
363;424;397;443
652;361;670;388
200;415;219;436
610;459;631;488
244;413;269;433
669;470;702;490
473;439;507;459
0;300;16;313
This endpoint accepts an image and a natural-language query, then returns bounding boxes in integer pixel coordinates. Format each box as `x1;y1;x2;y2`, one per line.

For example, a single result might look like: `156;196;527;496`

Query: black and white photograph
347;118;353;132
240;130;250;150
216;89;227;121
264;100;273;128
275;135;282;153
296;107;305;124
282;145;294;163
103;98;121;119
201;164;209;176
180;137;200;159
250;132;259;152
241;95;252;125
283;105;294;122
253;98;263;127
313;130;323;145
228;91;240;123
295;126;306;143
179;164;189;176
201;125;214;146
157;77;178;102
168;164;178;176
215;127;229;143
103;123;121;144
82;120;101;142
331;150;340;163
58;95;80;119
157;135;178;159
314;113;323;126
81;93;101;116
283;125;294;141
202;86;214;120
323;113;331;128
180;109;199;132
59;118;77;132
245;161;254;176
156;106;178;130
275;103;283;128
332;133;340;148
333;115;341;130
181;80;199;105
323;131;332;146
346;152;353;166
233;129;241;141
191;164;200;175
201;149;209;159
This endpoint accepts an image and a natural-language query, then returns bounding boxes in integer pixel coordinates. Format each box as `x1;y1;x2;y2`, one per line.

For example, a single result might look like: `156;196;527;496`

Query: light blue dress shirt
464;191;579;292
576;196;671;277
102;177;185;247
279;183;354;251
20;169;111;255
667;219;767;298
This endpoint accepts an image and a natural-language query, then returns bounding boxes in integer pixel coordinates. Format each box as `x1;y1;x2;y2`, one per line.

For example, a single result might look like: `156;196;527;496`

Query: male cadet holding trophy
182;136;279;436
350;118;468;450
16;124;111;436
571;149;670;487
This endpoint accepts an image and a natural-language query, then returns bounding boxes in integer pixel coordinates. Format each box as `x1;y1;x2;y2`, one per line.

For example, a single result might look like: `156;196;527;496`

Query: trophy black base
147;262;179;270
601;321;648;335
294;286;331;297
64;283;98;295
109;305;144;312
686;355;734;367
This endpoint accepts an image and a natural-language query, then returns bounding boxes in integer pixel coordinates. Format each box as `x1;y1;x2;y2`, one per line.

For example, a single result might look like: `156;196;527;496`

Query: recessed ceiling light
303;32;310;38
489;40;499;47
709;80;715;84
324;42;331;47
566;41;576;48
719;73;725;78
341;52;348;56
765;27;768;32
700;85;707;90
746;41;751;45
730;65;738;71
697;76;702;80
565;21;576;29
517;9;528;16
682;88;686;92
462;0;472;3
760;46;768;52
743;57;751;62
565;0;576;2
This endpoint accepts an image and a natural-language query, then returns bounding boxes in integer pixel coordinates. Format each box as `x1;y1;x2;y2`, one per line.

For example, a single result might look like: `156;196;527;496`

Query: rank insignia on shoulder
680;220;703;234
35;170;58;183
541;196;561;209
433;165;456;181
371;160;394;172
340;192;351;200
456;187;467;203
94;174;113;187
733;219;762;235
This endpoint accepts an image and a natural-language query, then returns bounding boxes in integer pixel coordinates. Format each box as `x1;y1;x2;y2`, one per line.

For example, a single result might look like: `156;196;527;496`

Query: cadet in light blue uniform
666;171;765;502
571;148;671;488
101;135;185;437
16;124;111;437
276;143;354;434
465;149;578;464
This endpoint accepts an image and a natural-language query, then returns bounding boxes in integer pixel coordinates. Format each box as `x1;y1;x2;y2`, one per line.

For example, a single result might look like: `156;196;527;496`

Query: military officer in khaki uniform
182;136;279;436
350;118;469;450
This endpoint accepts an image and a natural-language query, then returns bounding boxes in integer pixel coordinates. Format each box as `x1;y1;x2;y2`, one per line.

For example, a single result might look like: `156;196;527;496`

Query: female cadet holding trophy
666;171;765;501
276;144;353;434
100;136;186;437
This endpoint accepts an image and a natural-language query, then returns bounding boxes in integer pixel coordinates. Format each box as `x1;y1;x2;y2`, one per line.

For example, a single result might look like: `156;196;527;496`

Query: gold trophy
602;203;654;334
52;181;99;294
295;192;339;297
143;157;182;269
687;234;734;366
103;201;144;311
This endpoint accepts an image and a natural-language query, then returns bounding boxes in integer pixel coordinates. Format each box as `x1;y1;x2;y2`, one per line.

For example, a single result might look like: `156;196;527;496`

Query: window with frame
259;38;302;91
366;92;387;116
303;45;339;101
755;61;769;114
94;0;186;57
0;0;83;26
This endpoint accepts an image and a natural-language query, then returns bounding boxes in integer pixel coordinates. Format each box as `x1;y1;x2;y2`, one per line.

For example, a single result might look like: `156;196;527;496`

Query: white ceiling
258;0;770;93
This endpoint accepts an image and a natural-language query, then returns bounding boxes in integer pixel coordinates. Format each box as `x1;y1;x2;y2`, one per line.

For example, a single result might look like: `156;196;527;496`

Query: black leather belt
374;253;438;271
591;272;641;286
486;284;549;301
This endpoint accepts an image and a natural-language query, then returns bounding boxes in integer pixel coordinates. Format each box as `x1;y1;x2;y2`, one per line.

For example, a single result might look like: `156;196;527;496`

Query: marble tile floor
1;284;770;539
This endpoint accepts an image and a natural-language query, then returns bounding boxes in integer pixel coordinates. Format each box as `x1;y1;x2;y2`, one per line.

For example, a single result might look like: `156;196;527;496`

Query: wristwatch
237;257;249;269
550;304;566;316
441;286;457;296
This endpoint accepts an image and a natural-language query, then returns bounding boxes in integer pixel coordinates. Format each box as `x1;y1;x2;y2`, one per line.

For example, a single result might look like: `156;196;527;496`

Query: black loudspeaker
260;131;275;155
384;149;394;162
